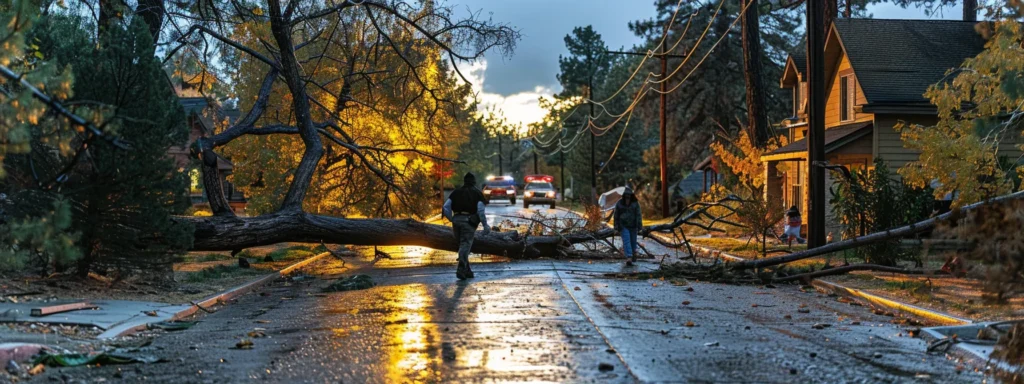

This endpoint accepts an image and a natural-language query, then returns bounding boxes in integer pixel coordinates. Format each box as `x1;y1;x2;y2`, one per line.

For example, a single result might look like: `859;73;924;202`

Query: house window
788;161;803;210
792;87;799;116
799;82;807;113
839;75;854;121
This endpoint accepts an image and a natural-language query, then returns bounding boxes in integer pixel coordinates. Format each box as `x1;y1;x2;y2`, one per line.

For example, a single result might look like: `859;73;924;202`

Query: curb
811;279;972;326
98;251;331;339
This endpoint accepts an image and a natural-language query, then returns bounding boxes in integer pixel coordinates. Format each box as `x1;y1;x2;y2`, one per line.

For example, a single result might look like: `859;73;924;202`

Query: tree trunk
135;0;165;40
269;0;323;212
963;0;978;22
741;0;770;146
182;212;617;258
776;264;938;283
730;190;1024;270
97;0;128;36
824;0;838;32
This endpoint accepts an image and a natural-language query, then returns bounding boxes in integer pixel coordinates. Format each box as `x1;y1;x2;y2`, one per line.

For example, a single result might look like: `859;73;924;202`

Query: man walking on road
442;172;490;280
614;187;642;266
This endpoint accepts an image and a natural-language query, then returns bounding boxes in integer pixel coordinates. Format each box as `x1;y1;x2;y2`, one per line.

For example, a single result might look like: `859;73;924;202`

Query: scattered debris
148;321;199;331
812;323;831;330
234;339;254;350
323;275;375;292
143;310;158;317
682;301;690;306
685;321;696;327
27;363;44;375
598;362;614;372
385;319;409;325
797;308;810;314
30;302;98;317
32;352;163;367
605;348;616;353
5;360;20;375
704;341;719;347
247;329;266;338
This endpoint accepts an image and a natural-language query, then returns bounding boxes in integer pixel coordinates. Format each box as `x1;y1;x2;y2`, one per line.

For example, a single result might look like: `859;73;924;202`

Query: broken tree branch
730;190;1024;270
775;264;942;283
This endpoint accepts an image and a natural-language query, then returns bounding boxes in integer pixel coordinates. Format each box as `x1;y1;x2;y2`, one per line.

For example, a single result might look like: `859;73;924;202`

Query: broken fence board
31;302;98;317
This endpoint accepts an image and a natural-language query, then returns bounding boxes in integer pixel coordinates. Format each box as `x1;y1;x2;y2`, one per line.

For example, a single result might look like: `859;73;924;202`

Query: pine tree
0;1;81;272
9;15;193;276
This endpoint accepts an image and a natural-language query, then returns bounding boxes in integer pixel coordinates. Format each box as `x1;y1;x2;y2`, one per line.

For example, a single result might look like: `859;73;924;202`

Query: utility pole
659;53;669;217
497;134;503;175
807;0;827;248
559;146;565;199
606;50;686;218
589;77;596;200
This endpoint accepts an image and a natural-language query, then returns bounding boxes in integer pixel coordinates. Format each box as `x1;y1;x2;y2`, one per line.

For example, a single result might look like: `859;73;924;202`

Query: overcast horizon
447;0;966;128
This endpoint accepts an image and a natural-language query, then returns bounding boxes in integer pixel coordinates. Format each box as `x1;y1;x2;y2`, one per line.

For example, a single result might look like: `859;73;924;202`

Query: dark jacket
613;188;642;230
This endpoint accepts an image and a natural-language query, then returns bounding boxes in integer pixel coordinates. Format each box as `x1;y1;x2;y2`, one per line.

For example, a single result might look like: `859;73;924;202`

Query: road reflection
385;283;440;383
370;245;508;269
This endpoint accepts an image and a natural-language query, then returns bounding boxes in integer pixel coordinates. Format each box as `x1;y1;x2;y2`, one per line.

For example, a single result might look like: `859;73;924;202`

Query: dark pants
452;215;477;274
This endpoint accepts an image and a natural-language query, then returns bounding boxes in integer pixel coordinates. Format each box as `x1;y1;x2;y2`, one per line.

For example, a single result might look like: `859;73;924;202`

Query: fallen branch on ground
775;264;945;282
728;190;1024;271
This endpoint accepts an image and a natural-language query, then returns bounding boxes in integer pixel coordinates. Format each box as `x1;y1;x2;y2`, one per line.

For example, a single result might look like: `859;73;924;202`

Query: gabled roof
831;18;986;104
674;171;707;198
765;122;872;157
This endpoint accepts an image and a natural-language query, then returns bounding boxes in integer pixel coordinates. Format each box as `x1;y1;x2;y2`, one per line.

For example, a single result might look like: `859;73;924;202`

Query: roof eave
860;103;937;115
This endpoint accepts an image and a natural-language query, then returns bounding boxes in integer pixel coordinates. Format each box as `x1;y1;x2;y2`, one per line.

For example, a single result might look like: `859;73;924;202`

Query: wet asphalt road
36;203;983;383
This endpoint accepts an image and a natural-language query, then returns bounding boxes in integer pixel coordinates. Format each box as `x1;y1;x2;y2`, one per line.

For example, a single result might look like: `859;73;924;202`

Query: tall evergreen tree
10;15;193;276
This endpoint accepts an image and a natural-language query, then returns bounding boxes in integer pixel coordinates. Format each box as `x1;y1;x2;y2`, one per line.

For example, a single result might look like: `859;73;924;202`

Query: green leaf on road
323;274;375;292
32;352;163;367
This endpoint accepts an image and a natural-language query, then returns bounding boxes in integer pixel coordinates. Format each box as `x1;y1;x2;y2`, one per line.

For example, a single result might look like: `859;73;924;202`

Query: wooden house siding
872;114;933;174
825;54;871;128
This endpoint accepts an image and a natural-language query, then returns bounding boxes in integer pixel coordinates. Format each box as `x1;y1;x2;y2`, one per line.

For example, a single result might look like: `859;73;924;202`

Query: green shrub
830;158;933;266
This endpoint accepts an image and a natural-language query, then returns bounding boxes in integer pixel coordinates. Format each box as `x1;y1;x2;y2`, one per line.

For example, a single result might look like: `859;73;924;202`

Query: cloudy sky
447;0;966;128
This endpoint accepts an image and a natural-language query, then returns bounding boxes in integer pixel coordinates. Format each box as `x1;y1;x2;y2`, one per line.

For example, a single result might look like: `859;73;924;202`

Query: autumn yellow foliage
710;129;786;190
897;17;1024;207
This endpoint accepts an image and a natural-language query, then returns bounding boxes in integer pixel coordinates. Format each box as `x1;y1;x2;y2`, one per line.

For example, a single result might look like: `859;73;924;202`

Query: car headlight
547;191;556;198
525;191;533;197
507;189;515;195
483;190;491;194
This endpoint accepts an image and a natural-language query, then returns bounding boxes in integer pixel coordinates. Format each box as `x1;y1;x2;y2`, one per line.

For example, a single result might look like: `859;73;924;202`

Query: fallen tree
186;210;622;258
728;189;1024;271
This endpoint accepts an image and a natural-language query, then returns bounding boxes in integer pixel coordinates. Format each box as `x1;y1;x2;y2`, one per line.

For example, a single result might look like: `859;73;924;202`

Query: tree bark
135;0;165;40
824;0;838;31
963;0;978;22
268;0;323;212
199;152;234;216
730;190;1024;270
183;212;619;258
775;264;939;283
741;0;770;146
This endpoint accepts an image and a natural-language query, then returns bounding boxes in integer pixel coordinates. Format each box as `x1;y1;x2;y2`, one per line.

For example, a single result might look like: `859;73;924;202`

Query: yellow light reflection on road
386;283;439;383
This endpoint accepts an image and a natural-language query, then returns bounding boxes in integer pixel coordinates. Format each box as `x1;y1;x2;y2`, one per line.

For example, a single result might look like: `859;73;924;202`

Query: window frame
839;75;855;122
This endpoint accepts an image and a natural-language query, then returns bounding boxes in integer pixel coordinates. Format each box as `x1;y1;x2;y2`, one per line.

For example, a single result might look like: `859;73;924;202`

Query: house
167;86;246;214
761;18;1017;235
693;155;719;194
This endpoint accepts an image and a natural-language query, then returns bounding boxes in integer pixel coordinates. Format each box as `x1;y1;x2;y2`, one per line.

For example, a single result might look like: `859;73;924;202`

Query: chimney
963;0;978;22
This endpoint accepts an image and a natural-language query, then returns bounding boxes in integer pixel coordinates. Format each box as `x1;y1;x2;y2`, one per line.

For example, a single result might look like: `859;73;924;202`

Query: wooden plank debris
30;302;98;317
